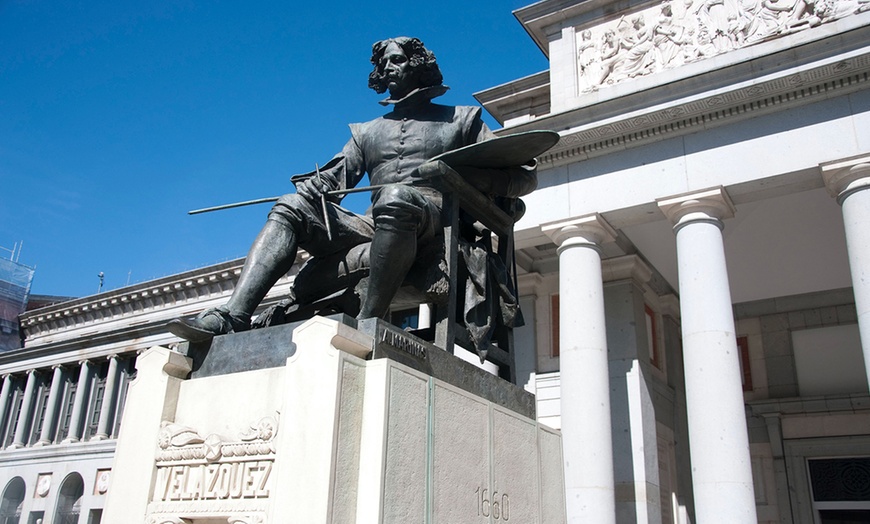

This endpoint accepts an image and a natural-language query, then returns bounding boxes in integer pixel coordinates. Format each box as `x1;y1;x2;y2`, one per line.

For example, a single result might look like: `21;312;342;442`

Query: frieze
576;0;870;92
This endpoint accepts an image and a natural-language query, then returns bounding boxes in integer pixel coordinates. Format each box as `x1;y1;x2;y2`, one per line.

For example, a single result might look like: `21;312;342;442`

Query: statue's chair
255;160;522;383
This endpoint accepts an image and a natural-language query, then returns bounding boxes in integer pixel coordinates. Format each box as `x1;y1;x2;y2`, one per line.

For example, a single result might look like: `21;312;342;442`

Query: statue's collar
379;85;450;108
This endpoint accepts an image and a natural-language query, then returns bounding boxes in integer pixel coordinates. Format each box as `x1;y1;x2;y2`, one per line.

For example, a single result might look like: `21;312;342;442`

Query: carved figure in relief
752;0;797;38
168;37;539;344
782;0;827;30
575;0;867;92
654;2;690;68
609;15;657;83
578;30;601;91
594;29;623;86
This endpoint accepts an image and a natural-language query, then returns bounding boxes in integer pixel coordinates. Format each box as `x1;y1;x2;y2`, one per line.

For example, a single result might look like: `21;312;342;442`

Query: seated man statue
169;36;537;343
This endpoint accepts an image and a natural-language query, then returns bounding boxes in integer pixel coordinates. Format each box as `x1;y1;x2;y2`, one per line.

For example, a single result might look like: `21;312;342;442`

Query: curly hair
368;37;443;94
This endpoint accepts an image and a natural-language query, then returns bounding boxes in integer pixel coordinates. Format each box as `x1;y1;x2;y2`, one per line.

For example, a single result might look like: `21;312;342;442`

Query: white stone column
822;156;870;388
36;365;65;445
63;360;92;443
93;355;120;440
658;188;757;523
542;214;617;524
11;369;38;448
0;375;13;434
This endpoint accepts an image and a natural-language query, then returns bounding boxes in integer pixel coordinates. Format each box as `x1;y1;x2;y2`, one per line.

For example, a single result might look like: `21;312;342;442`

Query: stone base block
103;316;565;524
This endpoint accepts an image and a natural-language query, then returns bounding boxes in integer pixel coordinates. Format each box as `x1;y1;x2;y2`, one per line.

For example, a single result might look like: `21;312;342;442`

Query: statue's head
368;37;443;98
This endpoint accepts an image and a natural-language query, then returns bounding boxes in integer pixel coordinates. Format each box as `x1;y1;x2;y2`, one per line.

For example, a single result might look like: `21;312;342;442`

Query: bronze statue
169;37;541;343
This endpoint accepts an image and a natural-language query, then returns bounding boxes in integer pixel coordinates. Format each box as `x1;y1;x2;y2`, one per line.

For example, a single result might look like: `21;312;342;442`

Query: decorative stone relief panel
576;0;870;91
146;415;278;523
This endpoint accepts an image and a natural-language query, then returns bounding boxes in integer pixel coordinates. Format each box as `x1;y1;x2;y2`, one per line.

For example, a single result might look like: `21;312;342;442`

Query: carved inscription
380;329;427;360
475;487;509;521
153;460;272;502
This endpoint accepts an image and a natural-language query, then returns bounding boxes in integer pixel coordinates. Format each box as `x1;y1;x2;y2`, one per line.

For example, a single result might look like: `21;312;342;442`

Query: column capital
657;187;735;228
820;154;870;203
541;213;617;251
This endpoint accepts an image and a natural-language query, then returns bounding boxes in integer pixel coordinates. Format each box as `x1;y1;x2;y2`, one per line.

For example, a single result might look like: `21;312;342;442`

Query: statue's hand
296;172;339;201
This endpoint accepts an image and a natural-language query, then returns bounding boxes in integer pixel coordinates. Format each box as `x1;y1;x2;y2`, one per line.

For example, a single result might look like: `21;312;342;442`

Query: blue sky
0;0;549;298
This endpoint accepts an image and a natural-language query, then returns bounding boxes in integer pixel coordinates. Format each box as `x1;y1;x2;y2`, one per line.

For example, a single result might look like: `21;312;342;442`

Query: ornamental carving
577;0;870;91
156;415;278;463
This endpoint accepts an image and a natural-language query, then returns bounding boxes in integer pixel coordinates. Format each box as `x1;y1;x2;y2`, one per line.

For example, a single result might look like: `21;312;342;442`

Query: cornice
474;71;550;126
18;253;309;346
514;0;624;57
0;438;116;464
525;48;870;167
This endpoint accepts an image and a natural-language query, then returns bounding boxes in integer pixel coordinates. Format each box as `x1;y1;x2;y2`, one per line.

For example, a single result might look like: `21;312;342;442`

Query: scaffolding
0;246;34;351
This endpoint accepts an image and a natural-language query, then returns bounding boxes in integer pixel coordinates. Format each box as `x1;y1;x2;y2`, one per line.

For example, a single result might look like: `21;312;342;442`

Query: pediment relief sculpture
577;0;870;91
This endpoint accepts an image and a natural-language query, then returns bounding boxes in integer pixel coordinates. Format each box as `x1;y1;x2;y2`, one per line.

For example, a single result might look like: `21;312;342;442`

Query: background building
475;0;870;522
1;0;870;522
0;255;34;353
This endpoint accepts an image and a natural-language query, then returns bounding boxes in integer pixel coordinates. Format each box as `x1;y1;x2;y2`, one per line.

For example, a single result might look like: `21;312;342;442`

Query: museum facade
471;0;870;522
1;0;870;522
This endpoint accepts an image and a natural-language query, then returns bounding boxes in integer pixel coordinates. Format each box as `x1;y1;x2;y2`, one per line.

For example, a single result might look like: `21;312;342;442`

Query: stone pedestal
103;316;565;524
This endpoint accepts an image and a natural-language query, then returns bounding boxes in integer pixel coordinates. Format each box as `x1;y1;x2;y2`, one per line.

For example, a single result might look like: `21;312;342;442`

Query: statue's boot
357;228;416;320
168;220;298;342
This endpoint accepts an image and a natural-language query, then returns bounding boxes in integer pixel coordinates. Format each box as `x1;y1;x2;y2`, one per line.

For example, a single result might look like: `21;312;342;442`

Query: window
737;336;752;391
111;357;137;438
809;458;870;522
55;379;77;443
87;509;102;524
27;378;50;445
55;473;84;524
0;477;25;524
1;377;24;448
83;362;108;441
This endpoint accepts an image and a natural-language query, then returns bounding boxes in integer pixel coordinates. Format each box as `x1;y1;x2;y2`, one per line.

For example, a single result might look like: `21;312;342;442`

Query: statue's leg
168;193;332;342
226;218;298;320
358;227;416;319
167;218;298;342
358;185;439;320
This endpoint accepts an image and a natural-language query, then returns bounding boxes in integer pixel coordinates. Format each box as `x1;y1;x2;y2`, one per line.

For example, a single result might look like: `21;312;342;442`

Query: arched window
0;477;25;524
54;473;83;524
